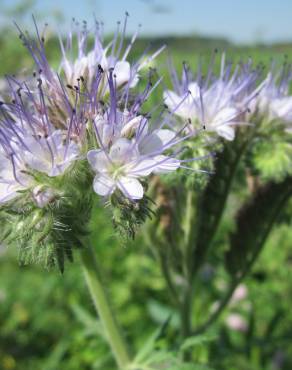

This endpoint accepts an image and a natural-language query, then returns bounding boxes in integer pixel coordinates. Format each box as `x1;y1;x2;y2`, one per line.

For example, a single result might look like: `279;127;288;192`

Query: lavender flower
164;54;260;140
250;64;292;127
0;150;30;203
22;130;79;177
0;80;80;206
17;15;165;101
87;71;183;200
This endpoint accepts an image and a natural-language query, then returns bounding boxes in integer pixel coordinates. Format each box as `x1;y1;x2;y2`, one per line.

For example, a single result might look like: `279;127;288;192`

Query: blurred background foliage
1;1;292;370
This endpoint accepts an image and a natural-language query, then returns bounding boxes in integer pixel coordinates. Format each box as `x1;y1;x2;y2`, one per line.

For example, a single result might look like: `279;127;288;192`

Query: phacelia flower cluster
164;53;263;140
1;16;292;269
0;16;180;210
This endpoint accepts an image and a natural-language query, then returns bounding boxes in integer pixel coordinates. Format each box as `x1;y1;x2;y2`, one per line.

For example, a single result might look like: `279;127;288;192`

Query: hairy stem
180;190;197;359
193;181;292;335
80;245;131;369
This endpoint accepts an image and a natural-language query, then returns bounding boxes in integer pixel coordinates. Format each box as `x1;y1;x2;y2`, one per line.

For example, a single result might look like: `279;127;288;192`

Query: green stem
80;245;130;369
159;249;180;307
194;179;292;335
180;190;196;359
184;190;197;277
192;280;238;335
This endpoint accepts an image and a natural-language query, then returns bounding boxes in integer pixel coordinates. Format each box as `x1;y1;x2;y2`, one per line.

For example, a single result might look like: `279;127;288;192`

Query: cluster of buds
0;15;291;269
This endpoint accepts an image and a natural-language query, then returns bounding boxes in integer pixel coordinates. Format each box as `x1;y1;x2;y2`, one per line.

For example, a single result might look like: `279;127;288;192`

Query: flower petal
109;138;136;163
155;129;176;146
188;82;200;99
127;159;156;176
163;90;181;110
114;61;131;87
212;107;238;126
153;155;180;173
87;150;109;173
117;176;144;199
93;174;115;196
216;125;235;141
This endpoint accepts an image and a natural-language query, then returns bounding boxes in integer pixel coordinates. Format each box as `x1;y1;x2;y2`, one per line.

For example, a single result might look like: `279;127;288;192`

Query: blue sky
2;0;292;44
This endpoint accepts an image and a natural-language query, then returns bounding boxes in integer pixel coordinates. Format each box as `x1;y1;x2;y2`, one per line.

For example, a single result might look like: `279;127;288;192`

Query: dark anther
188;118;192;124
125;11;129;16
163;103;168;109
12;99;16;104
33;71;36;77
17;88;22;97
37;78;42;87
98;64;104;73
66;84;73;89
99;100;105;106
0;101;4;106
203;125;206;130
113;74;117;78
74;85;79;91
80;76;85;82
41;37;45;43
72;108;76;114
39;69;42;74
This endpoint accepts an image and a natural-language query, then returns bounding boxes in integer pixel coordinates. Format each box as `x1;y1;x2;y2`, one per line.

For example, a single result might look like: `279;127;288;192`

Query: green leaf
193;135;248;273
225;176;292;277
70;302;105;339
180;333;217;351
147;299;180;328
134;316;171;363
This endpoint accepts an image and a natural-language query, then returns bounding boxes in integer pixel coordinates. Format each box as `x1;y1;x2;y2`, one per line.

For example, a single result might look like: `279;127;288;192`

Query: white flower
0;152;30;204
93;113;145;148
61;48;138;89
270;96;292;123
87;132;180;200
164;81;239;141
23;130;79;177
88;138;153;199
